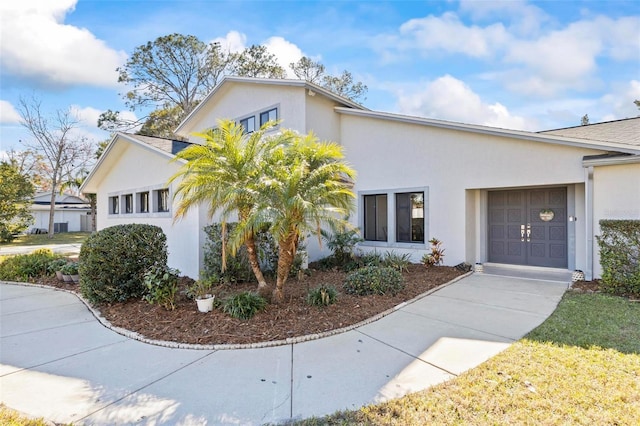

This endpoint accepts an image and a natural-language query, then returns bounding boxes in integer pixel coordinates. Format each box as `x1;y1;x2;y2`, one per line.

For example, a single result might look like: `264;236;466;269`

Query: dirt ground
45;265;464;345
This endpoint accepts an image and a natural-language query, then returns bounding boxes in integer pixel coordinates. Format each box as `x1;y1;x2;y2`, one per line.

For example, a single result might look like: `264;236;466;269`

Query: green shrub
306;284;338;306
355;251;384;268
596;220;640;296
321;224;363;268
222;291;267;320
343;266;405;296
382;251;411;272
0;249;62;281
47;258;68;274
79;224;168;304
203;223;277;284
61;261;79;275
142;266;179;310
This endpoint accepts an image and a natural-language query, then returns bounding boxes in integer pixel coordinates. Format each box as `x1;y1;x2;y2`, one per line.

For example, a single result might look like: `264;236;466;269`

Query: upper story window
239;116;256;133
260;108;278;126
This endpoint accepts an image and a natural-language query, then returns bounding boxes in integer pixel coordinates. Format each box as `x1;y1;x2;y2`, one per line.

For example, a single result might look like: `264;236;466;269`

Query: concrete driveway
0;270;569;425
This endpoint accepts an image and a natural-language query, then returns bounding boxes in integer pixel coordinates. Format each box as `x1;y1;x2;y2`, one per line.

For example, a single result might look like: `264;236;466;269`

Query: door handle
526;223;531;242
520;224;525;242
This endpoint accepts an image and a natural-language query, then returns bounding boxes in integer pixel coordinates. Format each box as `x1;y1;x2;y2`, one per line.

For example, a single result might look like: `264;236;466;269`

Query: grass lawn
0;232;90;247
296;292;640;425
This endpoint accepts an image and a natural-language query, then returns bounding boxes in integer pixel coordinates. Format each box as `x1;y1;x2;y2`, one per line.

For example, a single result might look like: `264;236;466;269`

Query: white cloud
0;100;22;124
263;36;304;78
599;80;640;121
212;31;247;54
399;12;509;58
0;0;127;88
396;75;533;130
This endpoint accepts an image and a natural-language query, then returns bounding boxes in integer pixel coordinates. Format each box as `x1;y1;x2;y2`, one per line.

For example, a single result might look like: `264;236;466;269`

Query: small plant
306;284;338;307
382;251;411;273
61;262;79;275
142;266;179;310
188;275;218;299
343;266;405;296
47;258;68;275
322;223;363;268
356;251;384;268
222;291;267;320
422;238;445;268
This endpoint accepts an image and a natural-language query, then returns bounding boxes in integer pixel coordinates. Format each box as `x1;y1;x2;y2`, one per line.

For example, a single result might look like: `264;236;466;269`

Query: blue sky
1;0;639;155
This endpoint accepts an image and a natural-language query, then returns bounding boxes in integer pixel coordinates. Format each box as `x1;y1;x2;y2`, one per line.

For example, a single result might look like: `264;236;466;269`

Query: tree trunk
245;234;270;297
272;233;297;304
47;179;57;238
90;194;97;231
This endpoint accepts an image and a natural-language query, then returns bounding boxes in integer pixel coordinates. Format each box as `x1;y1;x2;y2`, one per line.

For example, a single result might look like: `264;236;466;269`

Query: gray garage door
488;188;567;268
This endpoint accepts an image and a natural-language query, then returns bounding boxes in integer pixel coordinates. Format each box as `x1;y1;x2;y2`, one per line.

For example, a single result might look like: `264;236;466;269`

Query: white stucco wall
340;114;607;267
181;83;307;142
30;208;89;232
592;162;640;278
94;140;206;279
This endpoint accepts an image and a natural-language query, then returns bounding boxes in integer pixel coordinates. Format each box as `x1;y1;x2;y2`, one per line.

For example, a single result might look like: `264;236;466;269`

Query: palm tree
246;130;356;303
169;119;277;294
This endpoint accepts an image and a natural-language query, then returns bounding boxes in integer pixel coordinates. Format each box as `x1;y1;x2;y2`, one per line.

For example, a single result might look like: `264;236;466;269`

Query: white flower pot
196;295;215;313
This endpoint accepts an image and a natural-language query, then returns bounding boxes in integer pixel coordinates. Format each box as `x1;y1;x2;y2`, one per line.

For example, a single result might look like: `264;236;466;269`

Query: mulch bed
44;265;464;346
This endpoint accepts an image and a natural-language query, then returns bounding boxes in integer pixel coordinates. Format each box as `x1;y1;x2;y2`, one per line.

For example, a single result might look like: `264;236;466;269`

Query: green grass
294;292;640;425
0;232;90;247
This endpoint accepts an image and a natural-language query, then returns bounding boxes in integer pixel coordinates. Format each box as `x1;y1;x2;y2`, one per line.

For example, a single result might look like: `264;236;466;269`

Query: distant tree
233;45;286;78
290;56;326;83
0;161;35;242
635;100;640;110
4;148;49;190
60;168;96;231
581;114;590;126
138;105;185;138
17;95;93;238
101;34;290;137
290;57;368;102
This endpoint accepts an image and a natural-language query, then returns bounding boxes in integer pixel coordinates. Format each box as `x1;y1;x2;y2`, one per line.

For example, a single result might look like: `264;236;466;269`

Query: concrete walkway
0;243;83;257
0;271;569;425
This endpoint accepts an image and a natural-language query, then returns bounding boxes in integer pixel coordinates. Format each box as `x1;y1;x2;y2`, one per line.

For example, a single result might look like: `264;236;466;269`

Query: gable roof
80;133;193;194
539;117;640;147
174;76;367;136
32;192;88;205
334;107;640;155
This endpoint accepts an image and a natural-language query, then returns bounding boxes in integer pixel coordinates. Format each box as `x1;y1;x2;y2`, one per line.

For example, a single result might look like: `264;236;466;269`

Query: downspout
584;166;594;281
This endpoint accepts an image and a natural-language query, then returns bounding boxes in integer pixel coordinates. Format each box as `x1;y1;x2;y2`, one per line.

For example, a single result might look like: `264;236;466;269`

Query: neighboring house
30;192;94;233
81;77;640;281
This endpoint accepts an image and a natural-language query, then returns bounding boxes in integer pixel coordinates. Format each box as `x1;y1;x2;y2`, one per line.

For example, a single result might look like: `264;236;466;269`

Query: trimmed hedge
79;224;168;304
596;220;640;296
343;266;405;296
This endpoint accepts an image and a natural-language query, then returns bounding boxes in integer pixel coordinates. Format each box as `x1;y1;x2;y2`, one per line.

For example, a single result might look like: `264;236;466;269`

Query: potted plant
48;259;68;282
189;276;216;313
61;262;79;283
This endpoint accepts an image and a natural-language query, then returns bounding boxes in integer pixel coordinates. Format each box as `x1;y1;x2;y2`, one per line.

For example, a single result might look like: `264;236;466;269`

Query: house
30;192;94;233
81;77;640;281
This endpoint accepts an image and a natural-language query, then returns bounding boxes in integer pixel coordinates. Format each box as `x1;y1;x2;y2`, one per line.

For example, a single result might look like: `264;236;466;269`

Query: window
123;194;133;214
364;194;387;241
260;108;277;126
396;192;424;243
138;192;149;213
239;116;255;133
156;189;170;213
109;196;119;214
